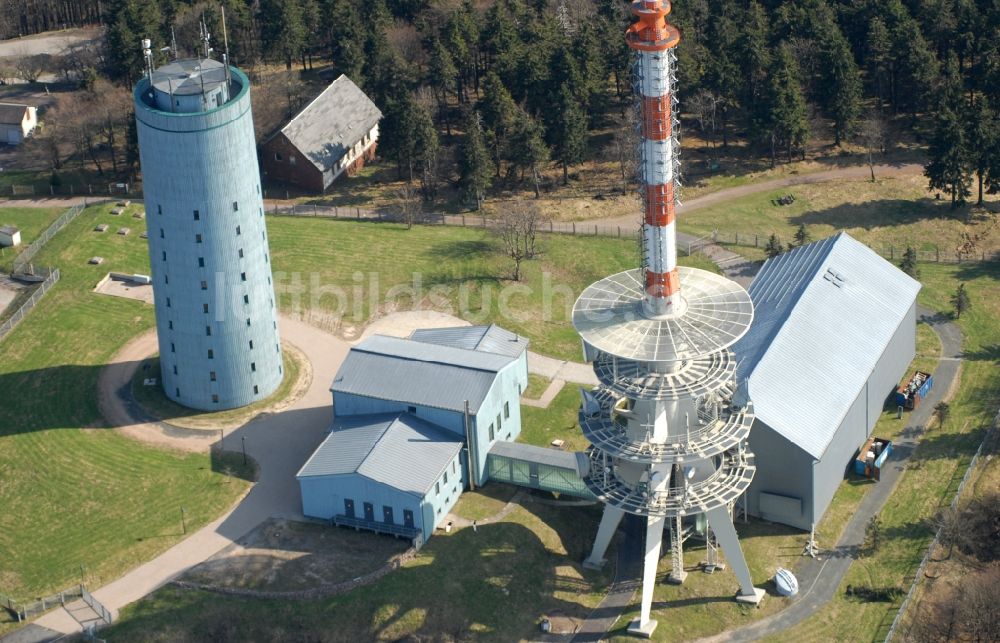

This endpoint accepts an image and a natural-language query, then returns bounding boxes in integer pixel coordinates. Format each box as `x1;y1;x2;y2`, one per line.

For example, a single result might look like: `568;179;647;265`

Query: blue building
733;233;920;530
297;413;465;543
134;57;282;410
298;327;528;540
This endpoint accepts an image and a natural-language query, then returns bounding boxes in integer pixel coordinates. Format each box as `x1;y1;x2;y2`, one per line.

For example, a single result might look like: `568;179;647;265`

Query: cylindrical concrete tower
574;2;764;637
134;57;283;411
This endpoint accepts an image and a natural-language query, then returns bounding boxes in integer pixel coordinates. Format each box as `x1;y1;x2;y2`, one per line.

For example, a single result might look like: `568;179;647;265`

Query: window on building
200;280;207;290
236;225;241;235
212;394;219;403
164;274;168;284
289;155;297;165
157;204;162;215
504;402;509;419
251;362;256;372
246;317;251;327
175;387;180;397
195;233;202;243
170;342;175;353
497;413;502;430
443;471;448;484
435;482;440;495
253;385;259;394
159;228;164;238
202;303;208;314
208;349;214;359
168;320;173;330
240;272;246;281
161;251;166;261
238;248;244;259
173;365;178;375
452;461;456;474
166;297;171;308
198;257;205;268
193;210;200;220
243;294;249;304
407;405;416;414
488;423;495;441
205;326;212;336
210;371;216;382
274;152;282;161
249;340;254;349
232;201;238;212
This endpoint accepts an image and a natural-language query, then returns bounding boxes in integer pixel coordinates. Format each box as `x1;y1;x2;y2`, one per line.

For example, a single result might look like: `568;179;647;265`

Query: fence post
890;246;894;260
313;204;317;216
936;247;940;262
617;226;621;238
755;234;758;247
572;222;576;234
482;216;486;227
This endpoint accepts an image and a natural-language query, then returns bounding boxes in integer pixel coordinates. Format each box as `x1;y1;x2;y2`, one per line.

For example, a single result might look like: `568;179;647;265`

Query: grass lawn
680;174;1000;258
267;215;719;360
520;385;589;452
452;484;520;522
103;501;613;642
766;262;1000;643
0;202;251;630
522;373;552;400
131;343;309;431
0;206;63;271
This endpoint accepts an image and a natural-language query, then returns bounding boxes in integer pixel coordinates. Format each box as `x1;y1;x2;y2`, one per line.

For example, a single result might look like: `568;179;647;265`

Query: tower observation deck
134;51;283;411
574;1;764;636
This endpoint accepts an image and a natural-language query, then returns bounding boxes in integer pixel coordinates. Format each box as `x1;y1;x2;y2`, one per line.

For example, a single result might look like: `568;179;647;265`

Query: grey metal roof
0;225;19;235
409;324;528;358
488;440;581;471
274;75;382;173
733;233;921;459
0;103;28;125
296;412;463;497
151;59;227;96
332;335;514;413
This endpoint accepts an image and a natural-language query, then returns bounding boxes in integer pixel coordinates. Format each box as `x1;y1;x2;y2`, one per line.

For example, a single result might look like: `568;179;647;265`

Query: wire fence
883;410;1000;642
0;268;59;342
710;230;1000;264
80;585;113;625
11;203;85;274
0;582;84;623
5;182;132;197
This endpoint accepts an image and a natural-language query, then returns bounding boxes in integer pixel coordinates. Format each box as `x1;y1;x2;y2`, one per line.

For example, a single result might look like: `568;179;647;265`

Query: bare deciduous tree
396;183;423;230
14;51;48;83
493;199;547;281
608;110;639;196
859;115;886;182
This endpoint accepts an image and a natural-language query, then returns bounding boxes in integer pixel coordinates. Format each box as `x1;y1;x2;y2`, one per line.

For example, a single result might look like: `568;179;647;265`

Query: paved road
690;306;963;643
29;316;349;637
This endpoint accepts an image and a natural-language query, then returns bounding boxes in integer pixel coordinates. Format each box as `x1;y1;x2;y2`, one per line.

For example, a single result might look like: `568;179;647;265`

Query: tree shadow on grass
955;260;1000;282
788;198;952;231
424;238;496;261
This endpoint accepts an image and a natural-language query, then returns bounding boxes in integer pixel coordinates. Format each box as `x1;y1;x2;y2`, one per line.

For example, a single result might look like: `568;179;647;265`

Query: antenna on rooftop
200;15;213;59
141;37;153;80
221;5;232;86
170;27;179;60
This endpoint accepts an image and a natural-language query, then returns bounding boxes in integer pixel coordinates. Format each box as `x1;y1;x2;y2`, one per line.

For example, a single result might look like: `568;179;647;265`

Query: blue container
895;370;933;409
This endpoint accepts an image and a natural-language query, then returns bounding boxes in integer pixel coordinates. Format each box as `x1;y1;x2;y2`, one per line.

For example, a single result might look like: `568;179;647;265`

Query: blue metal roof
332;335;514;413
296;413;463;497
733;233;921;459
409;324;529;358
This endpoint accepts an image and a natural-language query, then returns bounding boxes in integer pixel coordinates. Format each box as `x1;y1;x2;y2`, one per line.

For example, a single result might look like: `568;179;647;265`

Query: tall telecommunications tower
573;0;764;636
133;28;283;411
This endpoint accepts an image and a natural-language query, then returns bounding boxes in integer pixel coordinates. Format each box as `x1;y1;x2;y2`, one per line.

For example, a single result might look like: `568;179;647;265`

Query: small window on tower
166;297;171;308
274;152;282;161
246;318;251;327
200;280;208;290
164;274;168;284
249;340;254;350
238;248;244;259
193;210;200;220
251;362;256;372
203;303;209;314
196;234;202;243
198;257;205;268
175;387;180;397
208;349;214;359
161;251;166;261
243;294;249;304
210;371;217;382
157;204;162;215
205;326;212;336
168;321;173;330
236;225;241;236
170;342;175;353
253;385;259;394
159;228;164;238
173;365;178;375
232;201;238;212
240;272;246;282
212;394;219;403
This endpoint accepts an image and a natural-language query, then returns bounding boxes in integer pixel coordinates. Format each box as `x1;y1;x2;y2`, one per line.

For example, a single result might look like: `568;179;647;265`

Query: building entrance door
383;506;394;524
403;510;414;528
344;499;355;518
363;502;374;521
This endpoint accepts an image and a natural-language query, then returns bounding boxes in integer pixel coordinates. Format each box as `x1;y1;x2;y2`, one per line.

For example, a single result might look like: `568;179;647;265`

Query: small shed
297;412;465;542
0;225;21;247
0;103;37;145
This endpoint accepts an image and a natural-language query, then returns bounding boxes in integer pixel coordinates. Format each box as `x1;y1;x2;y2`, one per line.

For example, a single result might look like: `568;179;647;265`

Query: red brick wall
259;133;325;192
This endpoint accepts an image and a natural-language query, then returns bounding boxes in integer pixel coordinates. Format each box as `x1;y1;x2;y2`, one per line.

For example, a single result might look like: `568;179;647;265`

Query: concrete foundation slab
627;618;658;637
735;587;766;605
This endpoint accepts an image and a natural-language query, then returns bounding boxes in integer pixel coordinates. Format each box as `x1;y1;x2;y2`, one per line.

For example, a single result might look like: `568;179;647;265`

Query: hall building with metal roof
733;232;921;530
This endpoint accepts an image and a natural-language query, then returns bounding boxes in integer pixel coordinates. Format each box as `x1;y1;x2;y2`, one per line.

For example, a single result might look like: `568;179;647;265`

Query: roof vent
823;268;844;288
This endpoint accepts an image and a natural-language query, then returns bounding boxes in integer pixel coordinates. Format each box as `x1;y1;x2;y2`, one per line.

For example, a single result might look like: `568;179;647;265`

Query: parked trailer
854;436;893;480
895;370;933;410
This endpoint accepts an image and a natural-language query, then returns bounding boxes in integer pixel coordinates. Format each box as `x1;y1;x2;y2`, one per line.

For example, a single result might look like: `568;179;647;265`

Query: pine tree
899;246;919;278
763;46;809;165
260;0;306;70
508;107;550;198
427;37;458;135
458;110;494;210
549;84;588;185
323;0;365;83
104;0;163;88
820;29;862;145
793;223;810;246
965;96;998;205
951;283;971;319
479;72;518;176
926;105;972;208
765;234;784;259
412;101;440;200
738;1;772;124
866;17;892;111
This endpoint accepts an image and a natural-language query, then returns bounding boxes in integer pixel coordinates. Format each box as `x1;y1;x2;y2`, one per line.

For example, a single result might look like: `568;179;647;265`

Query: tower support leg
628;515;665;637
706;506;765;605
667;514;687;583
584;505;625;569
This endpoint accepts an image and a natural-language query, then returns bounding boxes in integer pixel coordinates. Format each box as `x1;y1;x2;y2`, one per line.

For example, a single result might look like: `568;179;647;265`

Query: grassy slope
681;175;1000;257
0;203;250;618
104;501;612;642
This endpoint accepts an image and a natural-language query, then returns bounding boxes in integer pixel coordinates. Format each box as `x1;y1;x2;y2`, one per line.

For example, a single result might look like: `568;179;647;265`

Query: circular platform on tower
572;267;754;363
